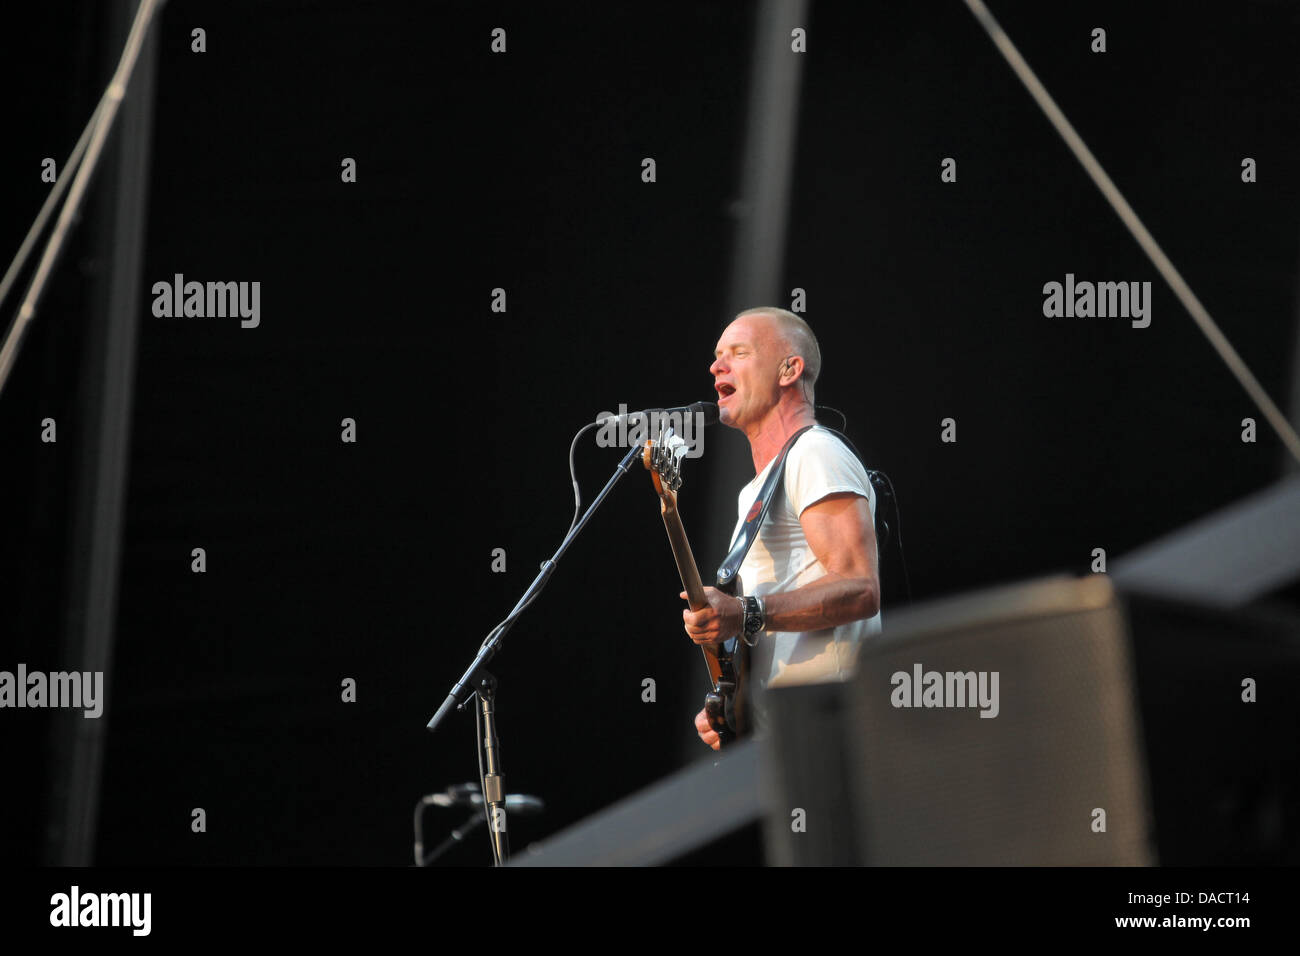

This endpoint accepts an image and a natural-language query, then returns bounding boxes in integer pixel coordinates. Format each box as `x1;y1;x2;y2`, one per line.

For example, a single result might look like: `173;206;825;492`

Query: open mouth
716;382;736;401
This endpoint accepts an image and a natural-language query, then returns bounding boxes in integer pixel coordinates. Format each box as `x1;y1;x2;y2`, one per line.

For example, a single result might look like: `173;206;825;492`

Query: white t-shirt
728;426;882;690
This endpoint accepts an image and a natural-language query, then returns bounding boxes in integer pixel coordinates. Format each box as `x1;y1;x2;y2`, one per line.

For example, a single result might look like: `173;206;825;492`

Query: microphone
421;783;546;815
691;401;720;426
595;401;718;428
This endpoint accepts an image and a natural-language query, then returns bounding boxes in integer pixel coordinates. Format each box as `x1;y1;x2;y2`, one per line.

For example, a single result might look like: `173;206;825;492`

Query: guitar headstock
642;427;691;507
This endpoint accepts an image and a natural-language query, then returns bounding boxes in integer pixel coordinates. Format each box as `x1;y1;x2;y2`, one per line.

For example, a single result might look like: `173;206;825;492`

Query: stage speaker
761;574;1155;865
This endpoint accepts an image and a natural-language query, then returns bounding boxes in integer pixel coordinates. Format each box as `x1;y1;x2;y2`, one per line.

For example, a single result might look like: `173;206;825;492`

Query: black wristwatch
740;595;766;646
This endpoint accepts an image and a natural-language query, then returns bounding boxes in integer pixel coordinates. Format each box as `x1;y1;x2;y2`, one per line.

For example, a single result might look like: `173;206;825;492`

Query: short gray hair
735;307;821;403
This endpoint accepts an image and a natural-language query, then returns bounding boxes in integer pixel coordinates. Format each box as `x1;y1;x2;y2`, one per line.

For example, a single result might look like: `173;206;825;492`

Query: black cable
485;417;608;637
566;420;599;536
867;468;913;605
816;404;850;432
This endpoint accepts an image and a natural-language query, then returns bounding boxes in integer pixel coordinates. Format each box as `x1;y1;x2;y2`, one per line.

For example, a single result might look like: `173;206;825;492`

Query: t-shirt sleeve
784;431;875;519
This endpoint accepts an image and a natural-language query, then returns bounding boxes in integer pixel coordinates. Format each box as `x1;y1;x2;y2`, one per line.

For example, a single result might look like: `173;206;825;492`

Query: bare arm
682;491;880;644
762;491;880;631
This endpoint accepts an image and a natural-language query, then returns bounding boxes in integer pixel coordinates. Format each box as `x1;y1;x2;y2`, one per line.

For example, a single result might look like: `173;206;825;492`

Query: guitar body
710;577;751;744
643;435;750;746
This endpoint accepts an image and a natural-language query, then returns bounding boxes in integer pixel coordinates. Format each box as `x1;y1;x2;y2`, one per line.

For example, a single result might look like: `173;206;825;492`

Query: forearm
757;572;879;633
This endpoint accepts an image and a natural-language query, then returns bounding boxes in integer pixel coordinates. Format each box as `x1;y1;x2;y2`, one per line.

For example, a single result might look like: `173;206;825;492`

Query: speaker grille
762;575;1155;865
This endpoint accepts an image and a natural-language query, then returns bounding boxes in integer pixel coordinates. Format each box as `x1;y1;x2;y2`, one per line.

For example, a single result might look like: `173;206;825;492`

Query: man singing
684;308;882;749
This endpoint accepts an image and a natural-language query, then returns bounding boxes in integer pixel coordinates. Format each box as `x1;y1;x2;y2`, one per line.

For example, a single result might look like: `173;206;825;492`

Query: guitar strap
711;423;872;737
715;424;817;593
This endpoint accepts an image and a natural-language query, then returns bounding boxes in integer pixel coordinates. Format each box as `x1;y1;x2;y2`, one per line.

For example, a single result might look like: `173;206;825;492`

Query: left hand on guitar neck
681;587;744;646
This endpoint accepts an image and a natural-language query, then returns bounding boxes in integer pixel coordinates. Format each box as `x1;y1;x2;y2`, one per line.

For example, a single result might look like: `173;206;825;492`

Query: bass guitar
643;428;749;746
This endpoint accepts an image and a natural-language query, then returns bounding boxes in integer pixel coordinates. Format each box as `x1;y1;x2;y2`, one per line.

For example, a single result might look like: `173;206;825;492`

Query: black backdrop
1;1;1297;866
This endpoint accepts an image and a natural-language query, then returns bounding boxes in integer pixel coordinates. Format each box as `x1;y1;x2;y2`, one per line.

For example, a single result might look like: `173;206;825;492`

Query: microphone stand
424;439;648;864
477;672;508;864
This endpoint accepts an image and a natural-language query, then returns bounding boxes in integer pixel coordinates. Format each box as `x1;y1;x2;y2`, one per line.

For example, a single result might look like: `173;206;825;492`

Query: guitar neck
658;501;727;684
661;502;708;611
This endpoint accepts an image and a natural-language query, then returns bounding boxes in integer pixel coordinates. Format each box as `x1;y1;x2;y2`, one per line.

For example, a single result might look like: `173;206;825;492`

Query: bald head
734;307;821;404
